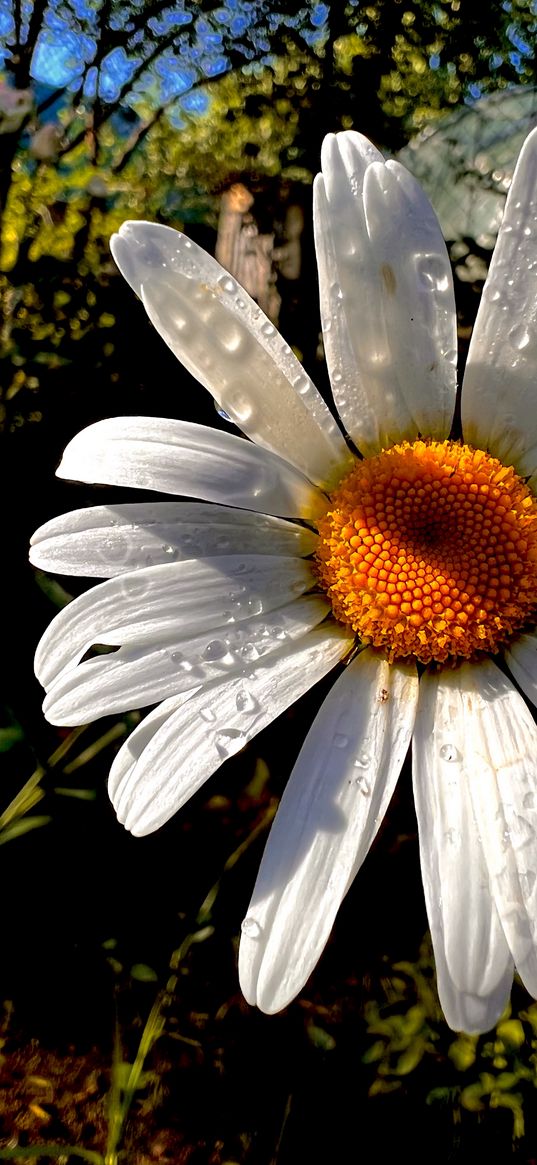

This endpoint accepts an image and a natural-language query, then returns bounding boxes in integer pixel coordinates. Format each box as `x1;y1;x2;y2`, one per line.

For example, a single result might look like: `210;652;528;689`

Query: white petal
416;660;537;1014
56;417;328;522
107;689;201;811
108;623;353;836
314;131;457;456
35;555;316;694
461;127;537;479
505;631;537;709
30;502;318;578
42;595;330;724
239;650;418;1014
111;221;352;488
413;667;514;1033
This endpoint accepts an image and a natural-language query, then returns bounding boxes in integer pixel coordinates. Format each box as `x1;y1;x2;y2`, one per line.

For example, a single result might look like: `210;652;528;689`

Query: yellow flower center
315;439;537;665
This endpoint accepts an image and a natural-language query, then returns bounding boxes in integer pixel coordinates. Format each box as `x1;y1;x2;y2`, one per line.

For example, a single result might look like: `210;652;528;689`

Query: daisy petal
111;222;352;488
107;689;201;812
505;632;537;710
239;650;418;1014
461;127;537;478
413;667;514;1033
35;555;315;694
42;596;330;724
56;417;327;522
417;660;537;1013
109;623;354;836
314;131;456;456
30;502;318;578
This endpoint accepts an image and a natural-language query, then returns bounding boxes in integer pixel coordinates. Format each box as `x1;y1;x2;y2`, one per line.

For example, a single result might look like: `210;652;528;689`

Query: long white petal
461;127;537;480
505;631;537;710
314;131;457;456
108;623;354;836
35;555;315;694
42;595;330;724
413;667;514;1034
30;502;318;578
239;650;418;1014
111;222;352;488
417;660;537;1014
56;417;328;522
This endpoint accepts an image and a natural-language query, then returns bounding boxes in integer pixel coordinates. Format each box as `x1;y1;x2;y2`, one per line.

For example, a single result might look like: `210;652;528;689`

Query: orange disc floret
315;439;537;664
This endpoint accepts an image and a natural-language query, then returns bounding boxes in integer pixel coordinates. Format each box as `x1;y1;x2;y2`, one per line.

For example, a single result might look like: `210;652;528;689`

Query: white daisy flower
31;128;537;1035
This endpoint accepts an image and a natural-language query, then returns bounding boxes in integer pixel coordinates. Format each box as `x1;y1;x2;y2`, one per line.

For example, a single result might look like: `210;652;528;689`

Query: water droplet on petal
439;743;460;762
224;392;253;424
292;373;310;396
200;707;217;723
509;323;531;352
203;639;229;661
217;274;238;295
240;642;259;661
235;688;258;713
353;753;370;769
214;399;232;422
241;916;261;939
334;733;349;749
261;320;275;338
214;728;247;759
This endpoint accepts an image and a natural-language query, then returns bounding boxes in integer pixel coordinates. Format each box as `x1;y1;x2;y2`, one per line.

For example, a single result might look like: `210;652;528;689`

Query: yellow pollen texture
315;440;537;665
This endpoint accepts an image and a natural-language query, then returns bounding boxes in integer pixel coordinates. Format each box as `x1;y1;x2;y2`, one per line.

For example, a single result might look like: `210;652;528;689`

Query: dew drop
509;323;531;351
353;752;370;769
360;780;372;797
293;373;310;396
214;400;232;422
241;916;261;939
246;597;263;615
235;688;258;713
225;393;253;424
200;707;217;723
217;274;238;295
162;544;176;557
334;733;349;749
240;642;259;661
170;650;183;665
261;320;275;338
416;255;449;292
439;743;461;762
214;728;248;759
203;639;229;661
